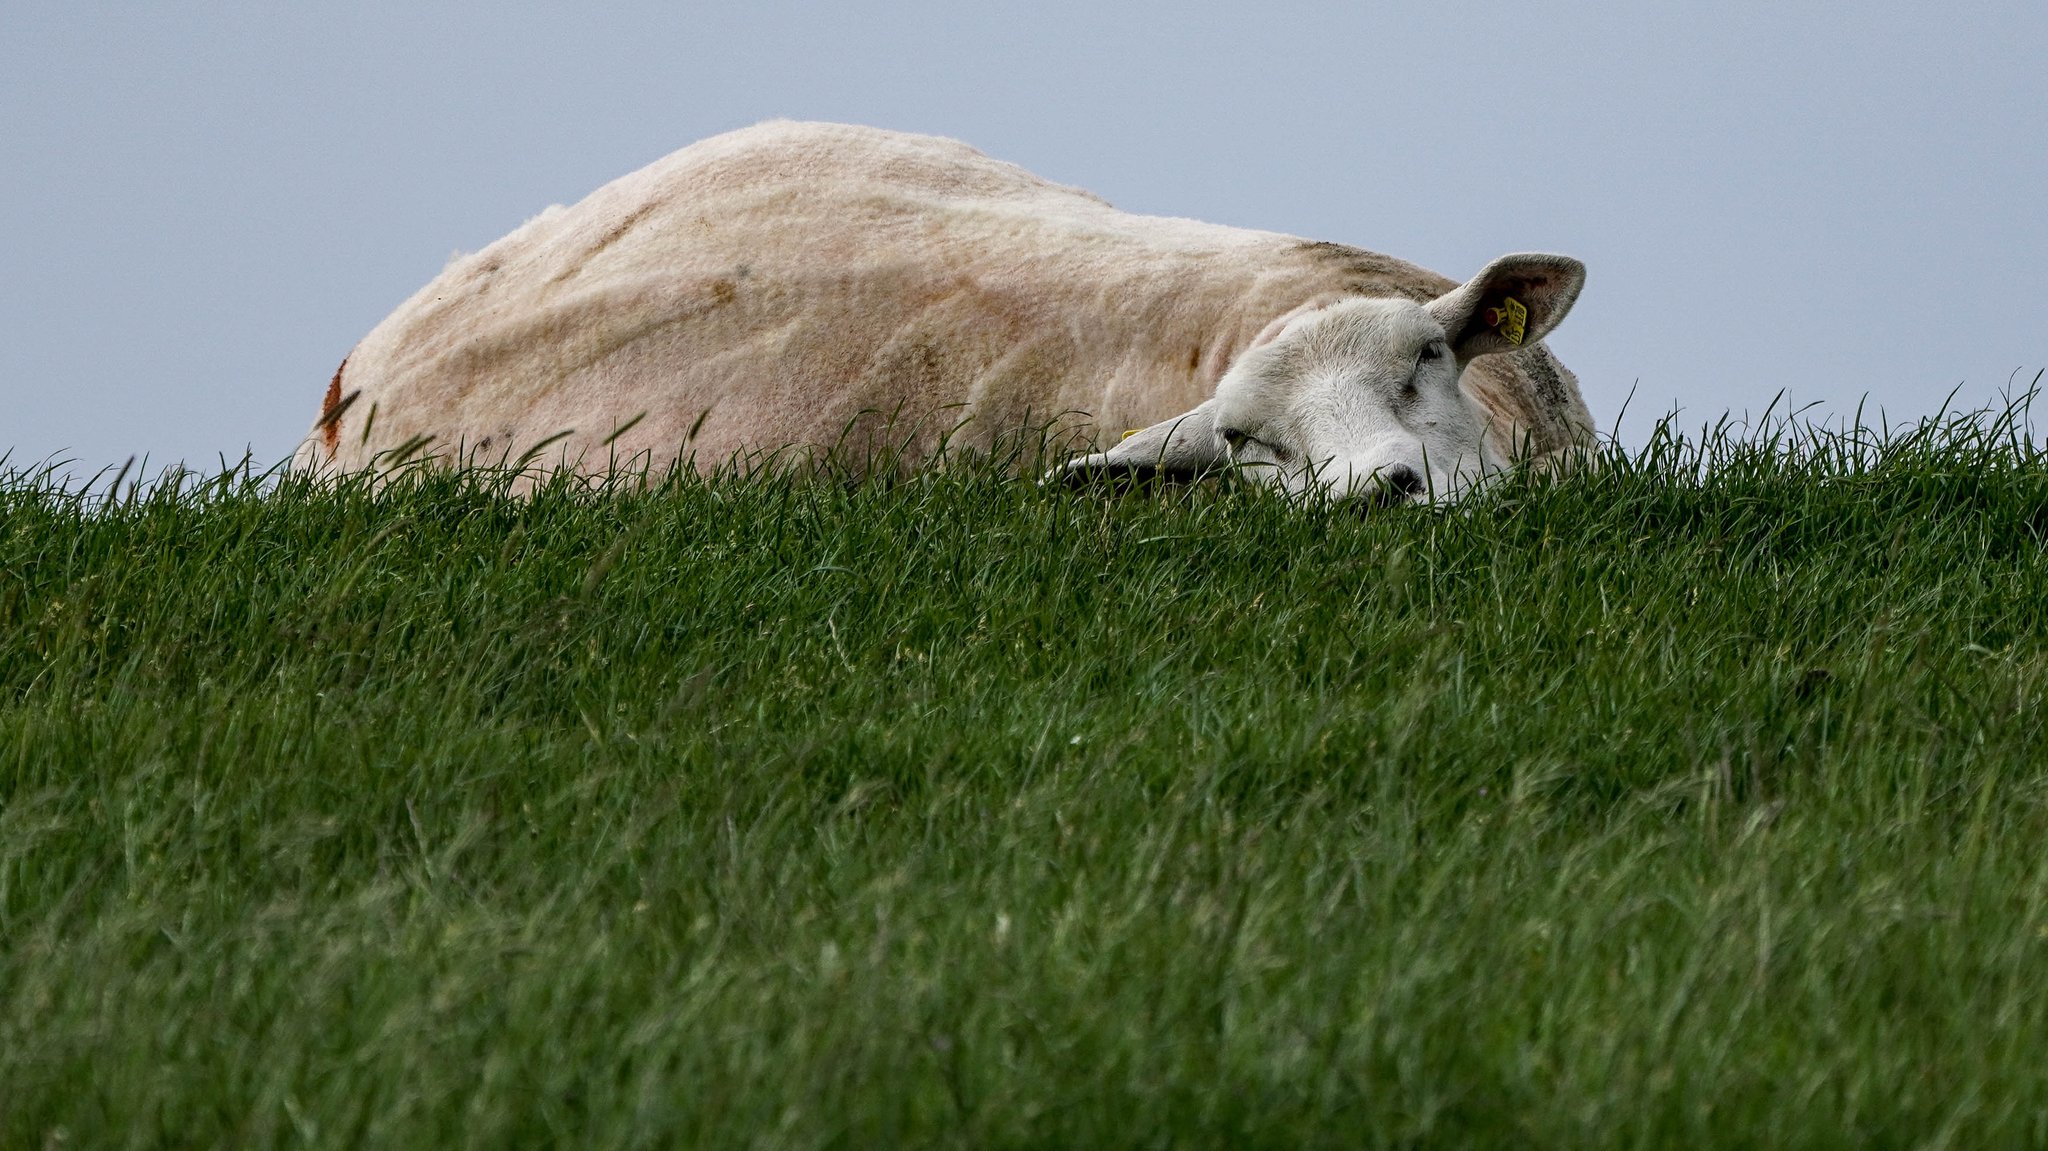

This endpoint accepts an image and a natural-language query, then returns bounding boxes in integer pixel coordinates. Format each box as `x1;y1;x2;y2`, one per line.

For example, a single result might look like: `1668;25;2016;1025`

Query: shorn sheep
297;121;1591;503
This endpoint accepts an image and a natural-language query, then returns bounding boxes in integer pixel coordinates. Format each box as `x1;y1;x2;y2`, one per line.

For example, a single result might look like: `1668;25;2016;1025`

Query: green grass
7;407;2048;1148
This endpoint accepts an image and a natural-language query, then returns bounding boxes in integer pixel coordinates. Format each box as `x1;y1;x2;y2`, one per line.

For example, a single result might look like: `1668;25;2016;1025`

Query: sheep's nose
1344;465;1427;514
1383;465;1425;497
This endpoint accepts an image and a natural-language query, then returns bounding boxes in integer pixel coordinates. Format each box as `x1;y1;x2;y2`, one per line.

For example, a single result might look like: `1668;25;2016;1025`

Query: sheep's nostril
1383;465;1425;497
1339;465;1428;515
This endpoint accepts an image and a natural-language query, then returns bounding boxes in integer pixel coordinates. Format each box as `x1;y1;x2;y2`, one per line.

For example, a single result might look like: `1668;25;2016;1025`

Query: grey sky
5;2;2044;478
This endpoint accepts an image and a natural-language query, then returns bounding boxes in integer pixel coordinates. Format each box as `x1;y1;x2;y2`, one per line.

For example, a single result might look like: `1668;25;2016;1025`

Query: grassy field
6;410;2048;1148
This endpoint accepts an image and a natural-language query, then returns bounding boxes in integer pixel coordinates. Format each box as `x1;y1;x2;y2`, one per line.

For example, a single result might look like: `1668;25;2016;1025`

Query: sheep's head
1060;252;1585;506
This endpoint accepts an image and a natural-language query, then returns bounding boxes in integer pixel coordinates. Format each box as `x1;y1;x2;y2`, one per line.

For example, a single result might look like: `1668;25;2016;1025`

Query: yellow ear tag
1122;429;1142;440
1482;296;1529;345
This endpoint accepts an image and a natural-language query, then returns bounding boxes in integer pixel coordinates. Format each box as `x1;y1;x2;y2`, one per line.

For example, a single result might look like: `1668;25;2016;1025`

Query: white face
1056;252;1586;504
1210;298;1504;505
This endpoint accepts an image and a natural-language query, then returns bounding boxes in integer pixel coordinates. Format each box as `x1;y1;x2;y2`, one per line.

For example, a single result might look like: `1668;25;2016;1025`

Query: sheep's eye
1221;428;1249;450
1417;342;1445;362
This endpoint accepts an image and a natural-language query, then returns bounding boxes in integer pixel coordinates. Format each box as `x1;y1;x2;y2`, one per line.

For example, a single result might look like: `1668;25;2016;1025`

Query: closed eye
1221;428;1290;463
1405;342;1446;398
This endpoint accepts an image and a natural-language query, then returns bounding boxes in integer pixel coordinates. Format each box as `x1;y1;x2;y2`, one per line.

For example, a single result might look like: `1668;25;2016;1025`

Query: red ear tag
1484;297;1529;345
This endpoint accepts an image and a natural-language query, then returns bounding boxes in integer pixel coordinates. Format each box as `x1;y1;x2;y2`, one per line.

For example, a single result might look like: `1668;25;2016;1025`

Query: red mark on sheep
318;356;357;457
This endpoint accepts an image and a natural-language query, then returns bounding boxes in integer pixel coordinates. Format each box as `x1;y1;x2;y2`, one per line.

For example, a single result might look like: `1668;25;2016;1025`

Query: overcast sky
5;2;2044;478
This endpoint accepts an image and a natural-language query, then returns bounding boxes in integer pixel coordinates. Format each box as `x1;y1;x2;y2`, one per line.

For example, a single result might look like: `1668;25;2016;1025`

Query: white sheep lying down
297;120;1592;503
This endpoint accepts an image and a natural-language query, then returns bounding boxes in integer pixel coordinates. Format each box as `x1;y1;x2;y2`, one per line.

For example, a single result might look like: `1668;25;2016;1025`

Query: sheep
297;120;1591;502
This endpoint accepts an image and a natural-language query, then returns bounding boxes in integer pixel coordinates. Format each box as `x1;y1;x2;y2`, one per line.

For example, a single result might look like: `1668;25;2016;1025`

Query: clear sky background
5;2;2044;478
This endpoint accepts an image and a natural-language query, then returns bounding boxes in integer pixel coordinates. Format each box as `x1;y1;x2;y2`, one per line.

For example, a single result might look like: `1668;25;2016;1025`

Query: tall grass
5;399;2048;1148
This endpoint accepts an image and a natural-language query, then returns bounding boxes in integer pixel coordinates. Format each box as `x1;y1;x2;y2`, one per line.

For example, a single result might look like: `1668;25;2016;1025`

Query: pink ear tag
1482;297;1528;345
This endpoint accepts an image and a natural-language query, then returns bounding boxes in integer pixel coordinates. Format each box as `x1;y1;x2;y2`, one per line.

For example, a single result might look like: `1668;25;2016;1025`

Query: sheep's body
296;121;1592;477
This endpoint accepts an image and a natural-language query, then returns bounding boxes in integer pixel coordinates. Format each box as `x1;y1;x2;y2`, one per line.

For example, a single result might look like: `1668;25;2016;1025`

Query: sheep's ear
1053;402;1226;484
1426;253;1585;360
